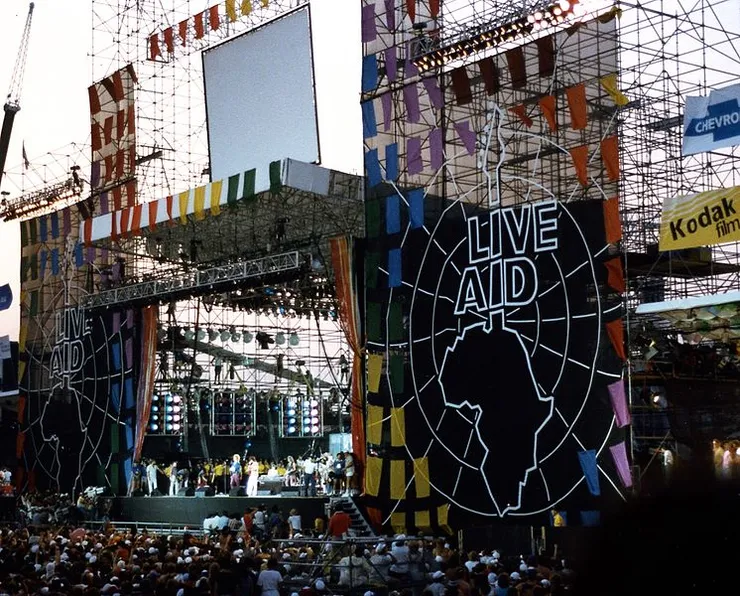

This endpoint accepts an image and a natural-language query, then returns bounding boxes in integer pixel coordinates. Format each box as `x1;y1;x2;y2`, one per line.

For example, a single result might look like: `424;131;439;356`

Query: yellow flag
210;180;223;216
225;0;238;21
194;186;206;221
600;73;629;106
241;0;252;15
178;191;189;224
367;353;383;393
261;0;269;7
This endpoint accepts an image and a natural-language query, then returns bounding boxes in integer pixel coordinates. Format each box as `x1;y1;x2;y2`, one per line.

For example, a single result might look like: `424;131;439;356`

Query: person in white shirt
338;546;371;588
246;456;260;496
368;543;393;582
288;508;302;537
303;457;317;497
145;461;158;495
425;570;447;596
168;462;179;496
257;557;283;596
344;451;355;495
389;537;410;578
253;505;267;537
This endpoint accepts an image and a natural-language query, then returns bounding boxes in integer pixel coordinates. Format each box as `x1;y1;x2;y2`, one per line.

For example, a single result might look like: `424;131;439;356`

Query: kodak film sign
659;186;740;251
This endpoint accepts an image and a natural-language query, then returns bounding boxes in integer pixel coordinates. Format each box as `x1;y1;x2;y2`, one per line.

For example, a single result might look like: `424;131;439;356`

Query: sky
0;0;361;341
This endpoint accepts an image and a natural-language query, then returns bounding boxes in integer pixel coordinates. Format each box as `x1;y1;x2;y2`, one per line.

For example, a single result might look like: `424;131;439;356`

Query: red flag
149;33;160;60
209;5;220;30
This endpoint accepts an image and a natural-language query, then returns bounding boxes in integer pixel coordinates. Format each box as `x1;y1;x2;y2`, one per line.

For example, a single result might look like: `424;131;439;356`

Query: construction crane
0;2;35;192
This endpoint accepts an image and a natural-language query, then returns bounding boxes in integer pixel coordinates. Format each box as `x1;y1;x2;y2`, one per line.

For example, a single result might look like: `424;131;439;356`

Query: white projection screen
203;7;320;185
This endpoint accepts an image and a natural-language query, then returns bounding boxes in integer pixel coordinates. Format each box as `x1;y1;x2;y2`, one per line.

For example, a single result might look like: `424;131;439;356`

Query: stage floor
112;495;330;526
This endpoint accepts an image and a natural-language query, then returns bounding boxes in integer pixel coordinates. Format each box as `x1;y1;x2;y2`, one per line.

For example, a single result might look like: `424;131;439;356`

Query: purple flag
422;76;444;109
609;441;633;488
404;83;421;123
62;208;71;236
381;92;393;131
100;192;109;215
362;4;377;42
407;137;423;175
429;128;444;170
405;41;419;78
455;121;477;155
126;308;134;329
112;311;121;334
125;337;133;367
86;245;96;265
608;379;630;427
100;246;108;264
384;0;395;30
385;47;397;82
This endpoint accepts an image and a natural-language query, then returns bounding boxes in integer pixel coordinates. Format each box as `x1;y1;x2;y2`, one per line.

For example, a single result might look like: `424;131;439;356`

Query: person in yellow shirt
258;460;268;475
552;509;566;527
212;461;225;494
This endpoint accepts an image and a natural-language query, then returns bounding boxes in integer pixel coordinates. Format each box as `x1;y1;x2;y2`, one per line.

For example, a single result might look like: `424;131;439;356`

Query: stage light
244;331;253;343
559;0;571;8
184;329;195;341
152;414;159;421
173;405;180;413
276;332;286;346
311;416;319;424
172;395;182;404
288;426;296;434
303;417;311;425
197;329;206;341
173;424;181;431
288;417;296;424
166;395;174;403
220;330;231;342
166;424;173;431
311;408;319;416
289;332;299;346
231;331;241;342
150;424;159;431
310;399;318;407
208;329;218;342
166;405;173;412
157;328;167;341
152;405;159;412
153;394;159;401
303;426;310;434
287;408;296;416
311;425;319;433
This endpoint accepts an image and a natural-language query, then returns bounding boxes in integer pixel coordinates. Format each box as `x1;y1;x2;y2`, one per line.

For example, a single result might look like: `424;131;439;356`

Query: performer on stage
230;454;242;489
168;462;179;496
303;456;317;497
146;459;158;495
246;456;260;497
286;456;298;487
128;461;144;496
212;460;226;494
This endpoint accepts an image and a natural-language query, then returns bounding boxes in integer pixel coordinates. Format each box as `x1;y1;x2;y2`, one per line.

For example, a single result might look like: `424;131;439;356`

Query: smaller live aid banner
683;82;740;156
659;186;740;251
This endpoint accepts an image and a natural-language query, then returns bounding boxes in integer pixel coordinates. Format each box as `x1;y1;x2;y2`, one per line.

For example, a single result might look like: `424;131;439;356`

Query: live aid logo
50;308;92;389
454;201;559;316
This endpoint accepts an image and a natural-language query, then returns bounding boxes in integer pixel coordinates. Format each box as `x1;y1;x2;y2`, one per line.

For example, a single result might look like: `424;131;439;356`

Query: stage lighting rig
413;0;582;72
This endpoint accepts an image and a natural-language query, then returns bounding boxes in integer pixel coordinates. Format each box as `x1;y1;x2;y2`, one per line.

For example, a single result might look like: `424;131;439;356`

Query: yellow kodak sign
659;186;740;250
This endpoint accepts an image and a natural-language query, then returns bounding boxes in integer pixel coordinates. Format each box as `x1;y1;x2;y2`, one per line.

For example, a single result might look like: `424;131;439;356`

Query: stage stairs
330;495;375;538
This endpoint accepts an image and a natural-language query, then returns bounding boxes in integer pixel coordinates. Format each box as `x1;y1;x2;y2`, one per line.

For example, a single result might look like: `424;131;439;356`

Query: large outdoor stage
112;495;330;526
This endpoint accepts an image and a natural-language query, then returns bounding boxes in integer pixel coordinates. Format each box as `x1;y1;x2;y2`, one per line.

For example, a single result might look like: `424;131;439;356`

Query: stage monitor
203;7;320;186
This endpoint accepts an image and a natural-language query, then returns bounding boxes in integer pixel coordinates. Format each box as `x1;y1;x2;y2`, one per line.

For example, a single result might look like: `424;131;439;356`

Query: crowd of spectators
0;516;577;595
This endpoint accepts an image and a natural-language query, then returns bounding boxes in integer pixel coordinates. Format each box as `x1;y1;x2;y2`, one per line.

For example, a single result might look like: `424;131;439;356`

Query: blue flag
0;284;12;311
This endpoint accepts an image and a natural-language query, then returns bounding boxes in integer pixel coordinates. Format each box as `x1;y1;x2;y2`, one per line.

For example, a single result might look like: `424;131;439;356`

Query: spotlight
184;329;195;341
220;330;231;342
289;332;299;346
208;329;218;342
243;331;253;343
276;332;286;346
231;330;241;342
197;329;206;341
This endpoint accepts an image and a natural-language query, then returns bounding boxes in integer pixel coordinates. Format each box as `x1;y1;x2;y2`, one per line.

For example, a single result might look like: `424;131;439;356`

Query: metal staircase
329;495;375;537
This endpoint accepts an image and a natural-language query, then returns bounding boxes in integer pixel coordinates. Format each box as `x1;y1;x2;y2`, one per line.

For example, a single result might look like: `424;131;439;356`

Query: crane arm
0;2;35;191
5;2;35;111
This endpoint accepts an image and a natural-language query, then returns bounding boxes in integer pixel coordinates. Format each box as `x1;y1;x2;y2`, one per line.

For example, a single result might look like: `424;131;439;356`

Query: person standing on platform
146;459;158;495
230;454;242;490
213;460;225;494
303;457;317;497
333;452;346;496
246;456;260;496
344;451;355;496
168;462;179;496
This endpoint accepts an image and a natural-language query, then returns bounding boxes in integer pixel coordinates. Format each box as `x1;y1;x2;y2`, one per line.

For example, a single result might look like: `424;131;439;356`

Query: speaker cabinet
229;487;246;497
177;487;195;497
195;487;215;497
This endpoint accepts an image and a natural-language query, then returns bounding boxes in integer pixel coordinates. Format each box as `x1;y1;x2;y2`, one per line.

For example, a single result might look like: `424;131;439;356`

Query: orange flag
603;196;622;244
569;145;589;186
209;5;220;30
606;319;626;361
194;12;205;39
178;19;188;46
509;104;533;128
149;34;160;60
604;257;625;293
566;83;588;130
539;95;558;131
601;135;620;181
163;27;174;53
